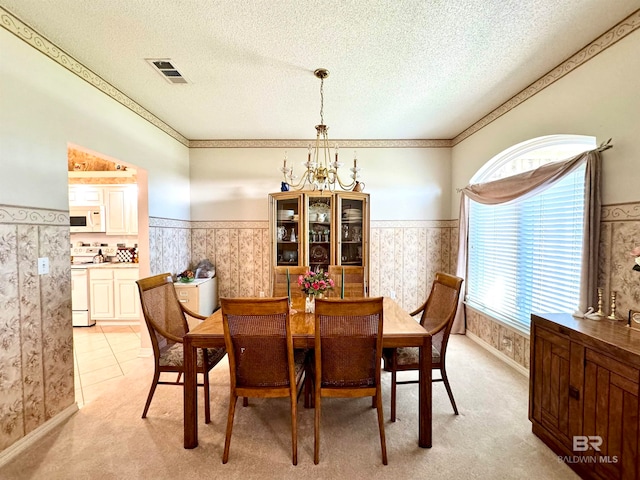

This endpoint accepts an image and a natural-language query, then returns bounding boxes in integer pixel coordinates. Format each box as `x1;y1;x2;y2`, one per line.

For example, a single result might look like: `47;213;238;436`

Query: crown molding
452;9;640;146
2;6;638;149
189;139;451;148
0;6;189;147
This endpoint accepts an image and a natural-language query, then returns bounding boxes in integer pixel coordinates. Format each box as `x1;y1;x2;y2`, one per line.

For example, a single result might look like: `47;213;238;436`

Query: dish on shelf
277;209;294;220
310;201;331;221
310;245;328;262
282;250;298;262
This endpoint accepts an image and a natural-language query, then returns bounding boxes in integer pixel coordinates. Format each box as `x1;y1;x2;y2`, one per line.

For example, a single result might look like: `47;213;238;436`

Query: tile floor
73;324;147;407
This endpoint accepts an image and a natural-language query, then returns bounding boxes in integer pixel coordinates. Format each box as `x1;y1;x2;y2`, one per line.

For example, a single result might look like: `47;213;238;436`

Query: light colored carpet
1;336;577;479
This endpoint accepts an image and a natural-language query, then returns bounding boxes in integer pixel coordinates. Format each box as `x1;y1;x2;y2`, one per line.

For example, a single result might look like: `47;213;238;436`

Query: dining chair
327;265;366;298
313;297;387;465
383;272;463;421
272;265;309;298
220;297;306;465
136;273;226;422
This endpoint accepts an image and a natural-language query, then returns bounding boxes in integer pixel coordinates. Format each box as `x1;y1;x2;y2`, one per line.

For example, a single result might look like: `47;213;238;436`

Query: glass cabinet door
306;194;332;273
270;193;303;267
335;193;368;267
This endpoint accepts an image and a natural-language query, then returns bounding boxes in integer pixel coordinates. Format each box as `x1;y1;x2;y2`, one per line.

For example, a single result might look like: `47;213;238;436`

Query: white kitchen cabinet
89;268;115;319
89;266;140;322
105;185;138;235
174;277;218;317
114;268;141;319
68;185;104;206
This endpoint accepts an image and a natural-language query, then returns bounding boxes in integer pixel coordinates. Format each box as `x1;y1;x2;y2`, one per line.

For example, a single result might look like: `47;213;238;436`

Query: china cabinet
268;191;369;295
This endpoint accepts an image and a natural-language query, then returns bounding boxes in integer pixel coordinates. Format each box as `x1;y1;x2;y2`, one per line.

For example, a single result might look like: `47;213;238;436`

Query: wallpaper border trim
602;201;640;222
0;205;68;226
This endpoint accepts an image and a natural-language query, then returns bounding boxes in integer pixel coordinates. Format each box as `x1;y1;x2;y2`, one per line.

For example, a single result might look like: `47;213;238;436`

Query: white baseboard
465;331;529;377
0;403;78;468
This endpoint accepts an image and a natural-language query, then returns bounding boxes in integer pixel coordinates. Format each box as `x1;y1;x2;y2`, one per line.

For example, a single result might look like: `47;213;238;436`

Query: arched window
466;135;596;333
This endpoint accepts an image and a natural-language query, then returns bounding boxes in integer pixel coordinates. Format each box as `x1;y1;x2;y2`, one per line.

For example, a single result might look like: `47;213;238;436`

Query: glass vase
305;294;315;313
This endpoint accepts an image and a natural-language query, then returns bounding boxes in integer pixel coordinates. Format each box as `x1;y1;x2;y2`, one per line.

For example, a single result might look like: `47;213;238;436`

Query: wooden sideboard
530;313;640;479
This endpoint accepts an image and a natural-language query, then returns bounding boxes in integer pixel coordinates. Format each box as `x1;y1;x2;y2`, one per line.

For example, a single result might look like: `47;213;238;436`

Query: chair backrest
272;266;309;298
419;273;463;356
314;297;384;388
327;265;366;298
221;297;294;389
136;273;189;355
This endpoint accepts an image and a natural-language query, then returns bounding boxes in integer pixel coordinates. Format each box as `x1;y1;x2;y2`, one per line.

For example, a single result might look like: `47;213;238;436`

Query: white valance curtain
453;145;608;334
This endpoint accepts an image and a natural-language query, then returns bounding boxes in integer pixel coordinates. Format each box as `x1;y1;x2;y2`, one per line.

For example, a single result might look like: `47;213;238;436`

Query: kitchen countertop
71;262;139;269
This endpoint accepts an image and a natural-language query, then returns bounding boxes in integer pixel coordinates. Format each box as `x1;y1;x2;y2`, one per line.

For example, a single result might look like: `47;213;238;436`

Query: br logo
573;435;602;452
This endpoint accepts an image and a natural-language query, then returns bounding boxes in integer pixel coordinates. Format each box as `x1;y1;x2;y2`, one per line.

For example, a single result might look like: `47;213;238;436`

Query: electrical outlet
37;257;49;275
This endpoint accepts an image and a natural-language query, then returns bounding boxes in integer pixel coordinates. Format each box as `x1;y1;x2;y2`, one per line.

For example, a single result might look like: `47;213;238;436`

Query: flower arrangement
298;269;334;296
632;246;640;272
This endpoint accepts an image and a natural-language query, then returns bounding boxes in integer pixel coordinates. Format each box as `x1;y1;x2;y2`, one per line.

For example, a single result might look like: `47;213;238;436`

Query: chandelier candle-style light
281;68;362;192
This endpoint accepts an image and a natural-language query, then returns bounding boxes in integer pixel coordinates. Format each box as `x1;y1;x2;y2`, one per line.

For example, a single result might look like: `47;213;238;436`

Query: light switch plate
37;257;49;275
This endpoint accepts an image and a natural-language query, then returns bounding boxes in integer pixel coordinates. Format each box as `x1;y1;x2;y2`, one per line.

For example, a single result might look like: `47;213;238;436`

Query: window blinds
466;164;585;332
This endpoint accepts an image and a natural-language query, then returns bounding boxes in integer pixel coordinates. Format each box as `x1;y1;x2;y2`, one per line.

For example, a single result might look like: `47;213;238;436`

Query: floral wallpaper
0;205;74;451
147;219;458;313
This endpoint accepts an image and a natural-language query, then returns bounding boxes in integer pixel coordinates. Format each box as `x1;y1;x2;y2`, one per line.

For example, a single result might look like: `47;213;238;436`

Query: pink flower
329;279;335;287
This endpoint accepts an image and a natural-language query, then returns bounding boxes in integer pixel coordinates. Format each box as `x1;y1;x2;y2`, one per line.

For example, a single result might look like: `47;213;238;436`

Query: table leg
184;339;198;448
419;334;432;448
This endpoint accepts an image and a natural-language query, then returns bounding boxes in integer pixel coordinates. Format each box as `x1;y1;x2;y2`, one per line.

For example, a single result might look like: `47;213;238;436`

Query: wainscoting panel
180;220;458;313
0;205;73;451
600;202;640;319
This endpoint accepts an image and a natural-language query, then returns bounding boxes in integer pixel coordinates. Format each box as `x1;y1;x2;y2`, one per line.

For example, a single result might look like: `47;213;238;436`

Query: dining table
183;296;433;449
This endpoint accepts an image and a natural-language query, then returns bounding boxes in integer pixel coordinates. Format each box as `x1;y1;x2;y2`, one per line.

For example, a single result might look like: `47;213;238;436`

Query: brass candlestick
607;290;618;320
596;288;605;316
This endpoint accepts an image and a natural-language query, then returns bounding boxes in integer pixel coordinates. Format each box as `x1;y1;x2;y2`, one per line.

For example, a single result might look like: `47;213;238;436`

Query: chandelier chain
319;76;324;125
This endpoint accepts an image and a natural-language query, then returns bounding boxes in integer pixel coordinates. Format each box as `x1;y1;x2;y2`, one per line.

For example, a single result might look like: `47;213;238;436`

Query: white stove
70;246;116;327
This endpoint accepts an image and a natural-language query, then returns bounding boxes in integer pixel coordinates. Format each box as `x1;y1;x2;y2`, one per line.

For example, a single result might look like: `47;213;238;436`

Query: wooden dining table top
185;296;430;348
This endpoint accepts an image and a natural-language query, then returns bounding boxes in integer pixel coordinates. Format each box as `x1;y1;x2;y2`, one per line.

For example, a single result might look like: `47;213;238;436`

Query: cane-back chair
383;272;463;421
220;297;306;465
136;273;226;422
272;266;309;298
313;297;387;465
327;265;366;298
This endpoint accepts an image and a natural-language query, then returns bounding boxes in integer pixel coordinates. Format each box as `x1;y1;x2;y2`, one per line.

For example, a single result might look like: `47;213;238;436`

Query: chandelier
281;68;361;192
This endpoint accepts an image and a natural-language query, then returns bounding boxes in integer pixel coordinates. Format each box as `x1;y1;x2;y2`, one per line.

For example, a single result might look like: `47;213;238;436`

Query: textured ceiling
2;1;638;141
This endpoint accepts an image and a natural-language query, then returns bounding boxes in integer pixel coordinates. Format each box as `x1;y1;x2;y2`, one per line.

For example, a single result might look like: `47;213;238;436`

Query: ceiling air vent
146;58;189;84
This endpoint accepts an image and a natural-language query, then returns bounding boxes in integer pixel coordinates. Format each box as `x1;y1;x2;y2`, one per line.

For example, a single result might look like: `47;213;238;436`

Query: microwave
70;206;106;233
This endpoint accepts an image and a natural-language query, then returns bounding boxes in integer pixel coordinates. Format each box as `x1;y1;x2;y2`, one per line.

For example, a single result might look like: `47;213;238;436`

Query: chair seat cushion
393;345;440;366
160;343;226;368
